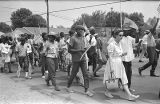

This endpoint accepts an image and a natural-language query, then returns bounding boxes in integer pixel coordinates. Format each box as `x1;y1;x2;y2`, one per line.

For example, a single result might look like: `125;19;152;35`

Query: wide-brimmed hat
48;32;57;36
75;25;85;31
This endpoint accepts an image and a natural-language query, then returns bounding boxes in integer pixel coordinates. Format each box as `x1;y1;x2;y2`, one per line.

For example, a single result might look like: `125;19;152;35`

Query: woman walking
103;30;139;101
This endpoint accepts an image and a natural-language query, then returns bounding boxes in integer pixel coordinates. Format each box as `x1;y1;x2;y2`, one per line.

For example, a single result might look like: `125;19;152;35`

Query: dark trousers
68;60;89;89
46;57;57;86
88;53;97;73
123;61;132;88
19;56;28;72
40;54;47;76
141;47;158;74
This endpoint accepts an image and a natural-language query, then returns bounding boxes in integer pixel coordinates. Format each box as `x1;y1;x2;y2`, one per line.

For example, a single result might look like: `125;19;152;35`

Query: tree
24;14;47;27
10;8;32;28
0;22;11;33
56;25;65;28
146;17;157;27
91;10;106;27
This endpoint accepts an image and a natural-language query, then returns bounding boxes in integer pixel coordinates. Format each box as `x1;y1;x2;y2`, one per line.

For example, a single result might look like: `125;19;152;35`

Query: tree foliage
0;22;11;33
24;14;47;27
71;10;144;30
10;8;32;28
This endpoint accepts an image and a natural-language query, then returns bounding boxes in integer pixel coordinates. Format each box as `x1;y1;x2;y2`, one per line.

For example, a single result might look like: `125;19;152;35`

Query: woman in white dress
103;30;139;101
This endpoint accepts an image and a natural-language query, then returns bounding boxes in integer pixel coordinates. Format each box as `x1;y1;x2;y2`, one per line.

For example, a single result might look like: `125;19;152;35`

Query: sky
0;0;160;28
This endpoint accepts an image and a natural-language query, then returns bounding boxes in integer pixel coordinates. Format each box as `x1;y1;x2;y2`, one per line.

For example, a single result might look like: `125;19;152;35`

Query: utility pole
120;0;122;29
111;7;113;33
46;0;49;34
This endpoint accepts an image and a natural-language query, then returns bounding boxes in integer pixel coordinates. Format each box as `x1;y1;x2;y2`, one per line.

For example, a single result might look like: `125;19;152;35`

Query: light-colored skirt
103;58;128;85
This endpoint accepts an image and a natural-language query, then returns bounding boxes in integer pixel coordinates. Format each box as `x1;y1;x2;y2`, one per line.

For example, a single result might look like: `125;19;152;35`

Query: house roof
13;27;70;43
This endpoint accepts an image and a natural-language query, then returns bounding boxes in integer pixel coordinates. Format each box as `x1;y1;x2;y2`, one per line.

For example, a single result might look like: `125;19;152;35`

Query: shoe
93;74;100;77
66;88;74;93
128;94;140;101
42;76;45;79
139;60;143;62
104;91;113;98
45;80;50;86
138;68;142;76
85;91;94;97
150;74;159;77
129;88;135;92
54;86;60;91
9;71;13;73
25;76;32;79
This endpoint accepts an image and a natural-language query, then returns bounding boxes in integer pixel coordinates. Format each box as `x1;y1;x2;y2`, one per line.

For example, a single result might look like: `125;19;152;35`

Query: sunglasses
119;35;123;37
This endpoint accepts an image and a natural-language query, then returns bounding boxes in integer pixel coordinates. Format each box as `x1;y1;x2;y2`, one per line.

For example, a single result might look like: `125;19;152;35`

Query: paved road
0;58;160;104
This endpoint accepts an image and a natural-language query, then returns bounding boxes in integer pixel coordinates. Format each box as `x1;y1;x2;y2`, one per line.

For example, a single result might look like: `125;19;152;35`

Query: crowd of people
0;18;160;101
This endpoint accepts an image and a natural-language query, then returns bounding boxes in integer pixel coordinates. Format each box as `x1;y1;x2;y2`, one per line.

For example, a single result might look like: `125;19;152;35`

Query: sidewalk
0;58;160;104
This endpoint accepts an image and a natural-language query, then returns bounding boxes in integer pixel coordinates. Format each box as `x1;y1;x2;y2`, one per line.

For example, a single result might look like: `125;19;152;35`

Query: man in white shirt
120;27;137;90
86;27;98;77
139;30;149;62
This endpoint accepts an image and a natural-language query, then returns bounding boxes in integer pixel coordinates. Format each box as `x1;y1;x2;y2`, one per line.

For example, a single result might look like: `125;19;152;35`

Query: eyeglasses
119;35;123;37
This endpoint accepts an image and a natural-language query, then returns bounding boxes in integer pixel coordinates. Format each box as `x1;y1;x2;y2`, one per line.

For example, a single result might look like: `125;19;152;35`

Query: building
13;27;70;43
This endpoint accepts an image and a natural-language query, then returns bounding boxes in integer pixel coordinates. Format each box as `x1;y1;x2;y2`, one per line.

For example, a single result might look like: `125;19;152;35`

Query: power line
40;0;129;15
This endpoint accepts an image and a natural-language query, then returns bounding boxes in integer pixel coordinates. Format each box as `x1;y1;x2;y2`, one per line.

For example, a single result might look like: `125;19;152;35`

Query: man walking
138;18;159;77
120;27;137;91
67;25;93;97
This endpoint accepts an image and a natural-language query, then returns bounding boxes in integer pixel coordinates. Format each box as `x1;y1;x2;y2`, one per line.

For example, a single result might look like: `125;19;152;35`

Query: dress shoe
128;94;140;101
9;71;13;73
54;86;60;91
104;91;113;98
45;80;50;86
94;74;100;77
138;68;142;76
150;74;159;77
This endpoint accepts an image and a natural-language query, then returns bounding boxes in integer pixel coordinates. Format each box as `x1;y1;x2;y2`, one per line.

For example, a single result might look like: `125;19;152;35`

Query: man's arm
150;18;159;35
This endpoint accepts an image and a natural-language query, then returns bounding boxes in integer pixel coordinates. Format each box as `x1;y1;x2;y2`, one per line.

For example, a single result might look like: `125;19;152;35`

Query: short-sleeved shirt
69;35;86;62
16;43;28;57
120;36;135;62
142;34;148;45
147;33;156;47
45;41;58;58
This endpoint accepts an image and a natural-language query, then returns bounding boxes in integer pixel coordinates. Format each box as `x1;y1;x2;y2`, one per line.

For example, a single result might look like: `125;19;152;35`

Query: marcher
1;36;12;73
103;30;139;101
15;34;31;79
39;32;48;78
139;30;149;62
66;25;93;97
138;18;159;77
44;32;60;91
93;33;107;76
120;27;138;91
86;27;98;77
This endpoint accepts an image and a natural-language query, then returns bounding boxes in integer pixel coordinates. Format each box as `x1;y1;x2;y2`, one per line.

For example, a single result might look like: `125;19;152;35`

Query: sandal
85;91;94;97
